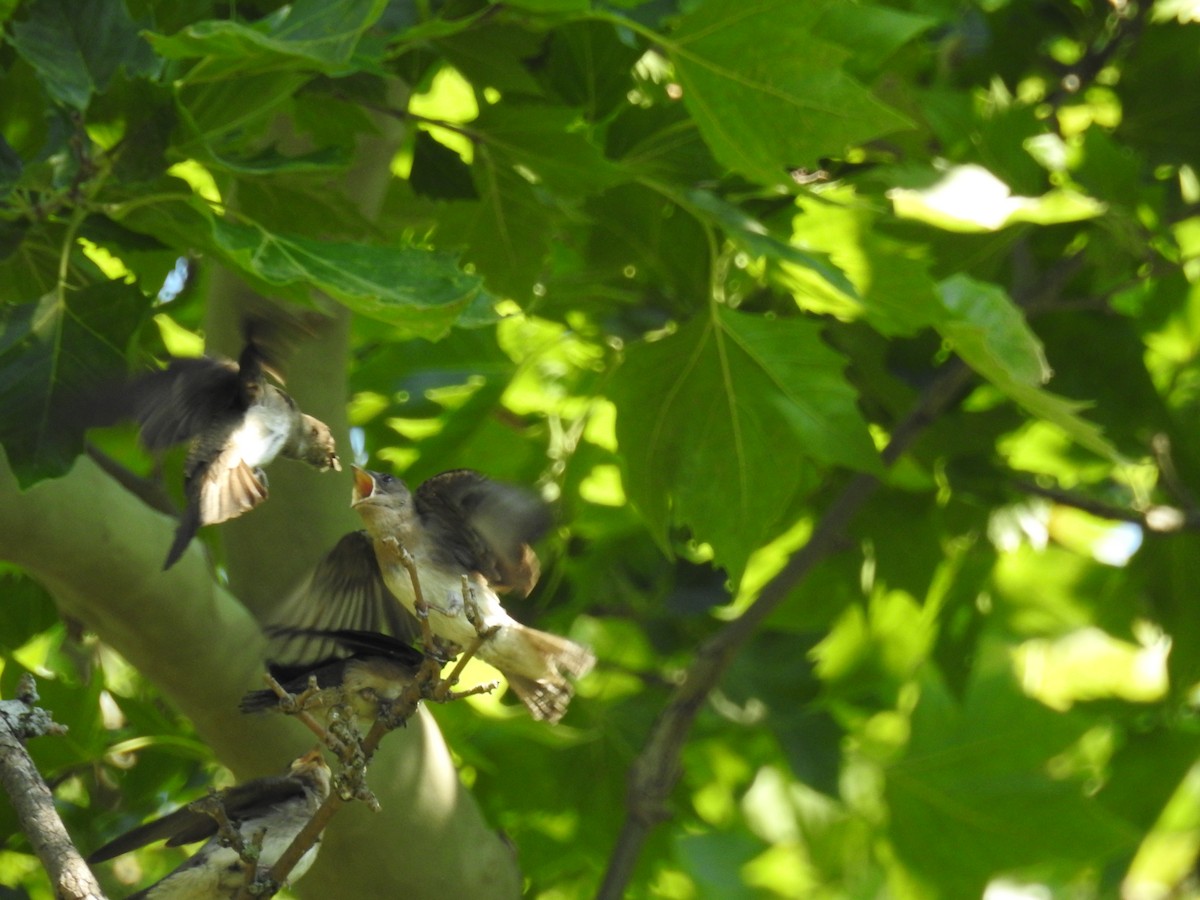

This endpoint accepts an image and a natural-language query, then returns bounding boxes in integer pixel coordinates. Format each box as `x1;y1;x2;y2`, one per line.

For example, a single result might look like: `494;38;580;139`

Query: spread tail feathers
499;625;595;724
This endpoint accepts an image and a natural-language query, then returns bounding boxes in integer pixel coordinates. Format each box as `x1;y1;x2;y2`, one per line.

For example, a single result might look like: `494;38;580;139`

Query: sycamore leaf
146;0;388;75
938;274;1050;387
0;281;146;485
613;306;877;579
665;0;911;185
778;197;943;336
437;157;558;300
8;0;157;110
684;189;858;299
814;2;937;77
471;103;626;197
109;198;486;340
887;657;1138;895
936;275;1120;461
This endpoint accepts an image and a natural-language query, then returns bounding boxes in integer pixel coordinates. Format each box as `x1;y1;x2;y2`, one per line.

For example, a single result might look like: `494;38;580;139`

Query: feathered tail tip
505;627;596;724
238;689;276;713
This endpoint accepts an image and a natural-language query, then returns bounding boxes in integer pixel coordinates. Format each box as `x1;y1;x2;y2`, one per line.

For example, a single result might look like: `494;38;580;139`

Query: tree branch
1011;475;1200;533
0;675;106;900
596;359;974;899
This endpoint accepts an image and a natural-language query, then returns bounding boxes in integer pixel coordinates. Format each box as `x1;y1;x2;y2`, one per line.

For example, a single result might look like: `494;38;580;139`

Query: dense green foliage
2;0;1200;897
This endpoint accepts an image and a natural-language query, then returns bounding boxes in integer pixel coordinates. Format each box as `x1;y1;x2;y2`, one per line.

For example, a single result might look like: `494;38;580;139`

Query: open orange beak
351;465;377;505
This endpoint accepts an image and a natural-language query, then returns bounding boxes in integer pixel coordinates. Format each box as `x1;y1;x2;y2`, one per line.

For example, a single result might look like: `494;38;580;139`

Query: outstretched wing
414;469;552;596
264;531;423;663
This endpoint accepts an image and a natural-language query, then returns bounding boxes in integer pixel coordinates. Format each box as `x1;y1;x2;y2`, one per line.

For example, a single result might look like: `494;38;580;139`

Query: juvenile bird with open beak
269;467;594;723
114;325;341;569
88;750;330;899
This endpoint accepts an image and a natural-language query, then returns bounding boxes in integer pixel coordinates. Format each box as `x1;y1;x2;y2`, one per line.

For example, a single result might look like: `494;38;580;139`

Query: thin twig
0;675;107;900
263;673;356;758
595;360;974;900
1012;476;1200;533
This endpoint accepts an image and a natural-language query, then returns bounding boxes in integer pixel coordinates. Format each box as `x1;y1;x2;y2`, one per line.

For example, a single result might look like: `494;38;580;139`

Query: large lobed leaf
665;0;912;185
887;657;1138;893
613;306;878;580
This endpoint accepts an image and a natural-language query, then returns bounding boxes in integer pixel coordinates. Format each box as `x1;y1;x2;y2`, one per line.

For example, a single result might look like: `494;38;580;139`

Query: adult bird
99;322;341;568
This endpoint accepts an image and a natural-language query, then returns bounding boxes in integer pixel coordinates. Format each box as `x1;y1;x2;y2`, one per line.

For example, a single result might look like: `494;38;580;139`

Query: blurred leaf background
2;0;1200;897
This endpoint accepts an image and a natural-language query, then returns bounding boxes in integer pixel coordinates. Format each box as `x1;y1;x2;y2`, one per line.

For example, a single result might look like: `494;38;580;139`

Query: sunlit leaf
889;165;1106;232
0;281;146;484
936;275;1120;460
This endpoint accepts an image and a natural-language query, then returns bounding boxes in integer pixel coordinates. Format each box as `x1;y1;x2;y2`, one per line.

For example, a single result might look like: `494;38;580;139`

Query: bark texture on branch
0;677;107;900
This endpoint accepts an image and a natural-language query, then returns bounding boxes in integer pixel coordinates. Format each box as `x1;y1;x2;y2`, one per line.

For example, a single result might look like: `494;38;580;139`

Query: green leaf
0;281;146;484
776;196;943;336
502;0;591;11
938;274;1049;387
199;146;351;176
539;21;644;122
886;655;1138;894
110;198;486;340
1117;24;1200;164
0;568;59;650
8;0;157;110
613;306;877;578
146;0;389;75
174;72;310;154
0;135;22;200
210;221;487;340
889;164;1106;232
435;24;548;96
935;275;1120;460
684;188;857;299
579;183;710;312
435;159;558;299
813;2;937;77
665;0;911;185
471;103;626;197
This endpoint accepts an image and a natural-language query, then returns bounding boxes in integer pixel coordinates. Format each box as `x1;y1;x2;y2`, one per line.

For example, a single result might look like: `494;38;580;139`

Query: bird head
351;466;415;533
288;748;332;799
299;414;341;471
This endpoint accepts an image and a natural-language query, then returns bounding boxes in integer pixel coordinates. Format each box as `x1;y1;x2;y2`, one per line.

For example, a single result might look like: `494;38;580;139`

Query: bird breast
230;401;292;468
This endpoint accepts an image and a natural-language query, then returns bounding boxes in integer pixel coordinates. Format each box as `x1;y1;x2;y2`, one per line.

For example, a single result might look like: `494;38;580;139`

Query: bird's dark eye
380;474;395;484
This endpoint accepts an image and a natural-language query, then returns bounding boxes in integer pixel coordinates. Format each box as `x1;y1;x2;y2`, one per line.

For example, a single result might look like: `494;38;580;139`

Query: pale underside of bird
86;323;341;569
266;468;595;723
88;750;330;900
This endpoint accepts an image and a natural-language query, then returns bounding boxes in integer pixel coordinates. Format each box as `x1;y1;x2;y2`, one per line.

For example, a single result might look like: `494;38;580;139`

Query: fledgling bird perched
87;750;330;900
240;628;426;720
110;323;341;569
268;467;595;723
